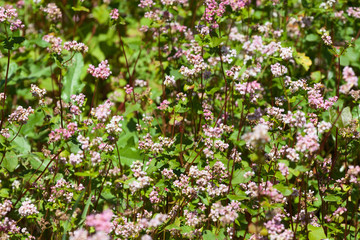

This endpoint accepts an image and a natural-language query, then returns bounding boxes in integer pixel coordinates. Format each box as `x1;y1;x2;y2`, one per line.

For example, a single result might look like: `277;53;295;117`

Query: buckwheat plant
0;0;359;239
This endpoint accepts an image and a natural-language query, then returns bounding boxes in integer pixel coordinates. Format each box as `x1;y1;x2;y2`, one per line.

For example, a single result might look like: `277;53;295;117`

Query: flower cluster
1;1;360;239
41;3;62;22
64;40;89;53
88;60;112;80
8;106;34;124
86;209;113;233
0;5;24;31
18;199;38;217
340;66;358;94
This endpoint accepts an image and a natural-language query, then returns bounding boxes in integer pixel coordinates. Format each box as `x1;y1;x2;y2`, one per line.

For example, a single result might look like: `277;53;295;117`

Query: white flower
18;199;38;217
164;75;176;86
242;123;270;147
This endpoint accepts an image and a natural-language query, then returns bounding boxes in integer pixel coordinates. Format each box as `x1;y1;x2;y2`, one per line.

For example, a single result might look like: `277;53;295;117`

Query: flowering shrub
0;0;359;239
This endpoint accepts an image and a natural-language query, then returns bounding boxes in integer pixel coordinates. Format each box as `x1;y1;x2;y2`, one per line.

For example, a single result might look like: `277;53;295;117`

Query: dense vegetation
0;0;359;239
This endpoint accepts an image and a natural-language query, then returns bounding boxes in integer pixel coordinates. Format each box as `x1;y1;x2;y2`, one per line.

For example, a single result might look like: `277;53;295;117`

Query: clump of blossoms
235;81;263;102
209;201;242;225
91;100;114;122
110;9;119;20
264;212;293;240
42;34;63;54
41;3;62;22
320;28;333;46
128;161;151;194
86;209;113;233
347;7;360;18
64;40;89;53
106;115;124;134
30;84;46;105
139;134;174;154
307;83;338;110
164;75;175;86
8;106;34;124
340;66;358;94
0;5;24;31
48;178;84;203
18;199;38;217
271;63;288;77
112;213;168;238
0;200;12;216
0;0;360;239
88;60;112;80
242;123;270;148
30;84;46;98
138;0;155;8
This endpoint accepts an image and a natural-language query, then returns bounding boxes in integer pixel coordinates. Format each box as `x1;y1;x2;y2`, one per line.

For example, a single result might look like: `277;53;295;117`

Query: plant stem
0;50;11;131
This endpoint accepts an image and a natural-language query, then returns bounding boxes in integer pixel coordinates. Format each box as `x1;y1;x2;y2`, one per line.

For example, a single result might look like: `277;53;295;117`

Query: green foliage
0;0;359;239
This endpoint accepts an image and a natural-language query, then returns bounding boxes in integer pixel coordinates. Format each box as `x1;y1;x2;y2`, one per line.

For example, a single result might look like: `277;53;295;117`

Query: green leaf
203;229;226;240
3;37;25;50
340;107;352;127
118;146;144;167
62;53;85;101
323;194;342;202
74;171;99;178
301;0;309;8
227;193;249;201
165;219;181;230
274;184;293;196
308;225;327;240
180;226;193;234
295;165;309;173
28;153;50;171
305;34;319;42
232;169;252;184
1;62;18;88
0;188;10;198
101;189;116;201
33;37;50;48
330;107;352;128
123;103;141;118
3;151;18;172
295;52;312;71
62;190;85;240
93;5;109;25
72;6;90;12
12;136;31;154
203;230;217;240
210;36;227;48
170;68;183;80
117;16;126;25
79;194;93;225
310;71;322;82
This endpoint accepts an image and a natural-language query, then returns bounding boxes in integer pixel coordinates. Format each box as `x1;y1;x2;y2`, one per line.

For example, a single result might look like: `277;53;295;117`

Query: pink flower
157;100;170;110
8;106;34;124
235;81;262;95
110;9;119;20
347;7;360;19
138;0;155;8
9;19;24;31
64;40;88;53
88;60;112;80
308;84;337;110
340;66;358;94
86;209;113;233
271;63;287;77
278;163;289;176
91;100;114;122
295;123;319;154
125;84;133;94
41;3;62;22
